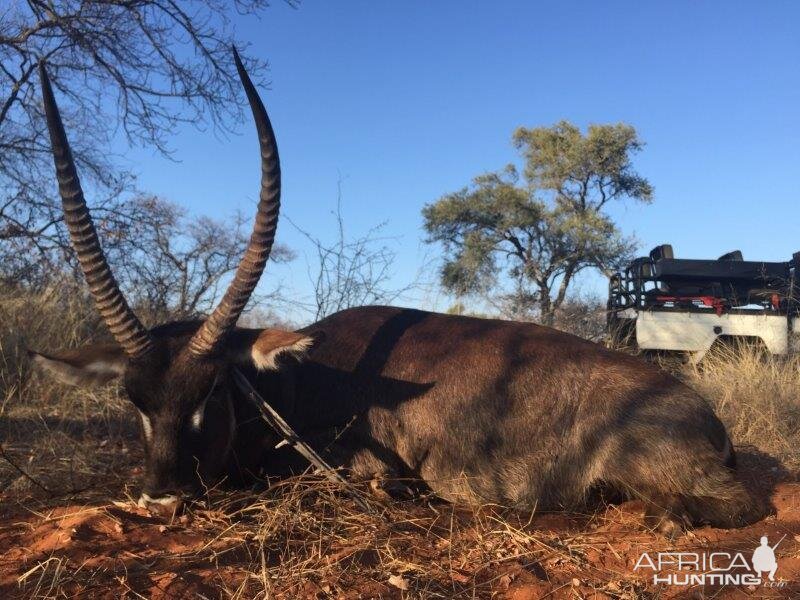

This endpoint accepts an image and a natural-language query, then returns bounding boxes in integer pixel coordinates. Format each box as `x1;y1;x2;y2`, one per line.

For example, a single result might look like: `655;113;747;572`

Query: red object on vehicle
655;295;726;316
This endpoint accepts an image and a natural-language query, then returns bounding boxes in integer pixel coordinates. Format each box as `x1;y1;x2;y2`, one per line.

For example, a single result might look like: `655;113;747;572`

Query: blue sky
123;1;800;321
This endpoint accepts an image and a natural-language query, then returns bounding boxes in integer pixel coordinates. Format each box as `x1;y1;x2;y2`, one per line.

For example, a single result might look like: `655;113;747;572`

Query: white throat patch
190;402;205;431
190;374;220;432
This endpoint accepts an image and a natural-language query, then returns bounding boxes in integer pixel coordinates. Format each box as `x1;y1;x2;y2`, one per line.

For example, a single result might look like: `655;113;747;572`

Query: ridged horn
39;63;154;359
187;47;281;357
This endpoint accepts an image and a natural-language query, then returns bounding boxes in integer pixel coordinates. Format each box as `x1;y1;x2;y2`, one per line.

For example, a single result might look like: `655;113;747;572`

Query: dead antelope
31;50;757;533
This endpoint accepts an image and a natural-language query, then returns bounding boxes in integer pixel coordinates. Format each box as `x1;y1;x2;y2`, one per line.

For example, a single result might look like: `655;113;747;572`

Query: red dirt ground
1;464;798;599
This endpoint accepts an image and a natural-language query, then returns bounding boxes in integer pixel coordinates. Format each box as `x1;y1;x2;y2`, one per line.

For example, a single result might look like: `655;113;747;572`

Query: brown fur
32;307;758;529
275;306;757;527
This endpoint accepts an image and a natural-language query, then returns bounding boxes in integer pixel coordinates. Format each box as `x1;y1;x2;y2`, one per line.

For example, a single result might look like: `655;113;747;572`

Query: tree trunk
538;286;555;327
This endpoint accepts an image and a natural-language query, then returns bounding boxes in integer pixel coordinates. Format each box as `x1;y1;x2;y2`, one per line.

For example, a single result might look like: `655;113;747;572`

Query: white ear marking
251;336;314;370
84;361;117;374
29;348;126;387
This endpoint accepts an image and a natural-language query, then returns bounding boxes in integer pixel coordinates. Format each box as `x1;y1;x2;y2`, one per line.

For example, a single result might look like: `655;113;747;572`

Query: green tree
423;121;653;326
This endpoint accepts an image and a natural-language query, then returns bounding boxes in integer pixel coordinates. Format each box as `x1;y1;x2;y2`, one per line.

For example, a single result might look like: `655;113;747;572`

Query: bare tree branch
108;195;294;321
289;183;413;321
1;0;295;285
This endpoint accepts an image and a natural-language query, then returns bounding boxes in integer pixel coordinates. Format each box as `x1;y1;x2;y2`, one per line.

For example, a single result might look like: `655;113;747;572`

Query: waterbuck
30;51;756;533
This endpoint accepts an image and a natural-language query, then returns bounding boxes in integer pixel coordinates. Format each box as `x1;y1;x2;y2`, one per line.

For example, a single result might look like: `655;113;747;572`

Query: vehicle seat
718;250;743;261
649;244;674;261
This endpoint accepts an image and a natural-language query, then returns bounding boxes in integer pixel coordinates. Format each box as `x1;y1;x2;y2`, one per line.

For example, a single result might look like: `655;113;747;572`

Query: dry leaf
388;574;409;591
498;573;513;589
450;570;470;584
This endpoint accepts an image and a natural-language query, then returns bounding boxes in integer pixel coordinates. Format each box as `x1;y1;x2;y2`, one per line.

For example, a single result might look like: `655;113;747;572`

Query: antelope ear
230;328;317;371
250;329;317;370
28;343;128;387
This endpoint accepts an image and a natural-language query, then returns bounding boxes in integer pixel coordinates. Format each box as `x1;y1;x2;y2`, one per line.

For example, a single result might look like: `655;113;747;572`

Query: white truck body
616;309;798;362
608;245;798;361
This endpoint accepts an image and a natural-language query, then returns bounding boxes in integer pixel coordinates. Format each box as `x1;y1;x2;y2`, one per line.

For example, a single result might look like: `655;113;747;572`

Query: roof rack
608;245;797;316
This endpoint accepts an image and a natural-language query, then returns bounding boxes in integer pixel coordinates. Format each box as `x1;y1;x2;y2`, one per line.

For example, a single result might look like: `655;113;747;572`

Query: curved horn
39;63;154;359
187;48;281;357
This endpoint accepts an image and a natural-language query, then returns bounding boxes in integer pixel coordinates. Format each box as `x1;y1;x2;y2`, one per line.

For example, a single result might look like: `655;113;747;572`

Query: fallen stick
232;367;373;513
0;443;52;495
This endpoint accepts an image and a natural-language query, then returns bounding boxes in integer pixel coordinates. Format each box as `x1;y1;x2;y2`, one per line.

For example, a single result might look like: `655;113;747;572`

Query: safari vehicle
607;245;800;362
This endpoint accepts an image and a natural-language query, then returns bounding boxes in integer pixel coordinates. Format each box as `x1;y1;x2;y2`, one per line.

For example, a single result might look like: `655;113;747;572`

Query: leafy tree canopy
423;121;653;325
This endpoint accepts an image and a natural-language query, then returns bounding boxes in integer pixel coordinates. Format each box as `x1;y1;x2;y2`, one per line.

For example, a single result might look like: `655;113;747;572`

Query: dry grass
0;286;138;500
1;288;798;598
682;342;800;471
2;475;660;599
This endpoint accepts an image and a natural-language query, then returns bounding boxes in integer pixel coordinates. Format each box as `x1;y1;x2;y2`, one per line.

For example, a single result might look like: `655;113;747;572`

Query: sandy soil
1;460;798;599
